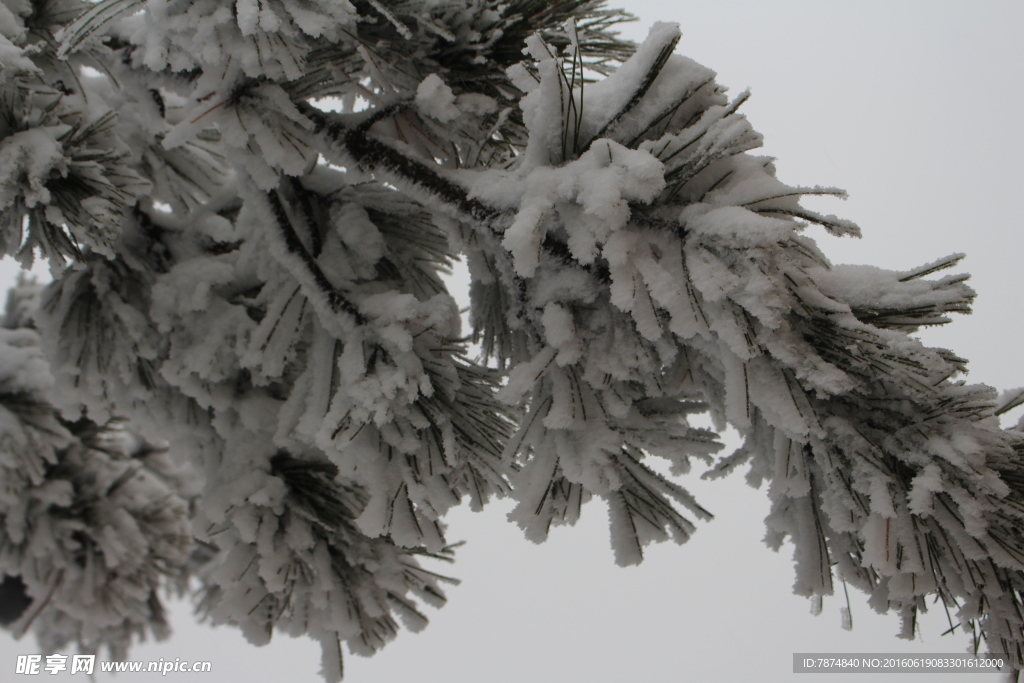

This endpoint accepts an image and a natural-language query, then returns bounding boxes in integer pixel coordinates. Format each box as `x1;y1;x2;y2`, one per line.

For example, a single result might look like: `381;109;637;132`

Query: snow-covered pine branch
0;279;193;660
1;0;1022;678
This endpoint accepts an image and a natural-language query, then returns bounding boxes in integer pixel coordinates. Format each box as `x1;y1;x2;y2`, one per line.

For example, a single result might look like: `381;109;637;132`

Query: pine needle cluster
1;0;1021;678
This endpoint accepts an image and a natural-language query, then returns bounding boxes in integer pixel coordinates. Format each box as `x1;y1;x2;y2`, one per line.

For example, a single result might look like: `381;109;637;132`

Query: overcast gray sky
2;1;1022;681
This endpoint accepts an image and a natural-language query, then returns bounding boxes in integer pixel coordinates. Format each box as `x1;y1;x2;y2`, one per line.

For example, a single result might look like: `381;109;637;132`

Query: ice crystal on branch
1;0;1022;679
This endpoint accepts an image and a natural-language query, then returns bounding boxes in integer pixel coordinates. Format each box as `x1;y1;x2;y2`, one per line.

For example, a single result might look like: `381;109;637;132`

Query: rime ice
1;1;1023;679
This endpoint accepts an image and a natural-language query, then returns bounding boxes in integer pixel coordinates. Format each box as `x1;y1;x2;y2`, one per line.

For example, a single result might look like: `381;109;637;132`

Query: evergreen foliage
0;0;1021;678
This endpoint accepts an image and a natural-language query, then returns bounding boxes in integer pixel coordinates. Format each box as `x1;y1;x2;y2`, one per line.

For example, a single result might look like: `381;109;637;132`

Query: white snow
415;74;461;123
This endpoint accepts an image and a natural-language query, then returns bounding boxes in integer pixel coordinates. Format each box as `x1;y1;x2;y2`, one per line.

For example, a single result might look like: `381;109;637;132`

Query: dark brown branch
288;177;323;258
267;189;366;325
301;103;503;225
300;104;705;293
